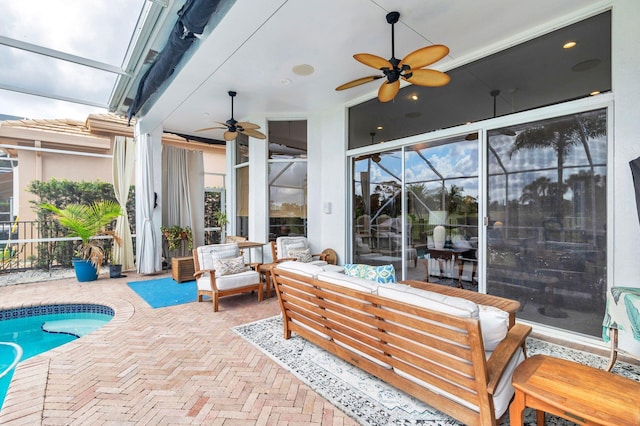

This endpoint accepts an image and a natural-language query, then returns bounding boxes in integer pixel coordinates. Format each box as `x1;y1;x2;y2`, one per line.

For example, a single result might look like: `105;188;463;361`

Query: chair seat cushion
197;270;259;291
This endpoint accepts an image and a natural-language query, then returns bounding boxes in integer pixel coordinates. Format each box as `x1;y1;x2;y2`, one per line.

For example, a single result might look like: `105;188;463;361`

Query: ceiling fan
335;11;451;103
196;91;266;141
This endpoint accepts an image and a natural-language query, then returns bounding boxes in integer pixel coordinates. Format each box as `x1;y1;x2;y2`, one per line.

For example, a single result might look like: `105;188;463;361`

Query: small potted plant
212;211;229;242
108;233;124;278
161;225;193;252
41;200;122;282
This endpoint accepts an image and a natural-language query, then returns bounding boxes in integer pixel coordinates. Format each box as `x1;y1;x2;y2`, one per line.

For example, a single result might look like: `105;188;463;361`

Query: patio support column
134;122;163;274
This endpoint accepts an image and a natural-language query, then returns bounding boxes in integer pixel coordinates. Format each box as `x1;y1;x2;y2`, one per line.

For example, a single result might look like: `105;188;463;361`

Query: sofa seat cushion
276;261;326;278
317;271;379;293
197;270;259;292
321;264;345;273
377;285;479;318
394;348;524;419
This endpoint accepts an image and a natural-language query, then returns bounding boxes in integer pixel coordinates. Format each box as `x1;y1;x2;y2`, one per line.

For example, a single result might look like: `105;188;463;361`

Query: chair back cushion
276;237;310;259
196;243;240;271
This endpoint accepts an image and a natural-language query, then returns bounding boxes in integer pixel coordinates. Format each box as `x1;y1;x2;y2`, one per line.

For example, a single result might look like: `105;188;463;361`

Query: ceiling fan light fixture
194;91;266;140
336;11;450;103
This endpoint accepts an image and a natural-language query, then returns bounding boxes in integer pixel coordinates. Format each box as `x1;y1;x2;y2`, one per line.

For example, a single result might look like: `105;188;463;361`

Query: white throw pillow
288;247;312;263
212;255;249;276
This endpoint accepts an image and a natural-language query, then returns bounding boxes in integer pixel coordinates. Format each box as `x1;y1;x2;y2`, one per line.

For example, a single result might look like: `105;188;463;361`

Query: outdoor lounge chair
192;242;262;312
270;236;328;266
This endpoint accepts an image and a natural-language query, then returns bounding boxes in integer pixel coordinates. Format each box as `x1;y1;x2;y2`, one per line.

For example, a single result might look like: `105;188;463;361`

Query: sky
0;0;145;121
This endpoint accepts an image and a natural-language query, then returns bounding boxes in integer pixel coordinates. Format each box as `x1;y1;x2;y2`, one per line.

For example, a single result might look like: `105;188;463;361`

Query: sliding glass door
485;108;607;337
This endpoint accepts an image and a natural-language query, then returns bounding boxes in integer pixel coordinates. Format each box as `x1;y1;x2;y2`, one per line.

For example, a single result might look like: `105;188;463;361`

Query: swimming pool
0;304;114;410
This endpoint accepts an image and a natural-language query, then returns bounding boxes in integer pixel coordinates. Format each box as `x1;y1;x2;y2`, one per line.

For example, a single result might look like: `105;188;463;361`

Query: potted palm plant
41;200;123;282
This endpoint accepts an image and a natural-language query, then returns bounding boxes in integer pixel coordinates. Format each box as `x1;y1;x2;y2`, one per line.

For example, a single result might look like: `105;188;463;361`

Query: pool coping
0;293;135;422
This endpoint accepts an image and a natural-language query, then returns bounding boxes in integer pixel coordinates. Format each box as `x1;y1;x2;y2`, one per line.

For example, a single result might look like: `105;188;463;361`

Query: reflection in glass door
353;149;402;272
405;138;479;282
486;109;607;337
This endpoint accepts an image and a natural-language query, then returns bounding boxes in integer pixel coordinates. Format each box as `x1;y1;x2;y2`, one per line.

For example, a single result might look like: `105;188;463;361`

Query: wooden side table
258;262;278;298
172;256;195;283
510;354;640;426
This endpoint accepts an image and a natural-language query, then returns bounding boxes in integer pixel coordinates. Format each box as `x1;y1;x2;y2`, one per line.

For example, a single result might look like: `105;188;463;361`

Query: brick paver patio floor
0;272;358;425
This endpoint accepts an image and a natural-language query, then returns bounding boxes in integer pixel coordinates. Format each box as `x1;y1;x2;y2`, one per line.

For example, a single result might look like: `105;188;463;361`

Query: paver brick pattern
0;272;358;425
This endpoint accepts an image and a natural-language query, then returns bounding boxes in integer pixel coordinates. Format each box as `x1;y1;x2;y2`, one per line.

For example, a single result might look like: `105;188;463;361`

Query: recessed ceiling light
590;90;601;96
376;125;383;130
563;41;577;49
411;94;418;101
292;64;315;76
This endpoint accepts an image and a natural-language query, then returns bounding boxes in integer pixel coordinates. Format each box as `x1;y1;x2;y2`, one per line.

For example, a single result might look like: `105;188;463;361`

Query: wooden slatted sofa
271;261;532;426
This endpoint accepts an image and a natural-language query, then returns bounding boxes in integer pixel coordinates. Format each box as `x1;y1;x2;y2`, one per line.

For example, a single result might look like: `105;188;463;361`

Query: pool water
0;308;112;410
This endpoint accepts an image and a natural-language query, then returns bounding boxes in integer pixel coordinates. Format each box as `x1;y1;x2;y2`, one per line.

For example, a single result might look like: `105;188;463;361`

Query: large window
268;120;307;240
486;109;607;337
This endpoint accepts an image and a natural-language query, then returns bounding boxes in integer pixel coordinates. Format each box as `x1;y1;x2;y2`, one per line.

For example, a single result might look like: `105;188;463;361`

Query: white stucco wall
307;106;348;263
611;0;640;285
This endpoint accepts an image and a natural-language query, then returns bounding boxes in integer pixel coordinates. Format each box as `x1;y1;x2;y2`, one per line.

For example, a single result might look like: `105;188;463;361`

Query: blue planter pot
72;259;98;282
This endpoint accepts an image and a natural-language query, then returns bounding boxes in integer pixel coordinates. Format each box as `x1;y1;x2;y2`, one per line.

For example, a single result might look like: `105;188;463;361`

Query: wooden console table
401;280;520;328
424;248;475;287
510;354;640;426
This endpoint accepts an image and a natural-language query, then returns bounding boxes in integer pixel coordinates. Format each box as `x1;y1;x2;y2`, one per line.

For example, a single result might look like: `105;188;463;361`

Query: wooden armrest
275;257;296;263
315;253;327;261
247;262;261;271
486;323;532;394
193;268;215;279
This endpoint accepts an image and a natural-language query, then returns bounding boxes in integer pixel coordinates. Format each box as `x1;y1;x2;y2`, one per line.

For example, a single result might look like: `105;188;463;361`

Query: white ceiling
123;0;609;142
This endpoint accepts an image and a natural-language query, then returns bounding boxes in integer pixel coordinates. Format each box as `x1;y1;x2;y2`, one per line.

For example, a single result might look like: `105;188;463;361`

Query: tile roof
0;117;92;137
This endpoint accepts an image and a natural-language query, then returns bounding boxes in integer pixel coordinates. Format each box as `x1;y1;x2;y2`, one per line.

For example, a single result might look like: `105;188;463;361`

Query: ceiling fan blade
378;79;400;102
224;131;238;141
241;128;267;139
336;75;383;91
354;53;393;70
403;69;451;87
237;121;260;130
216;121;232;128
400;44;449;70
195;126;227;132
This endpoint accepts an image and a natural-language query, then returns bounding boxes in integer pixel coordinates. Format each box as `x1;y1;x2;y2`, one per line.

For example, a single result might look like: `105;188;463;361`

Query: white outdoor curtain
162;145;204;249
112;136;135;271
136;133;161;274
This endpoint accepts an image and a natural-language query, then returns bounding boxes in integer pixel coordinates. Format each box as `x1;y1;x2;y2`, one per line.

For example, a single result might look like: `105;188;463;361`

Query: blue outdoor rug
127;277;198;308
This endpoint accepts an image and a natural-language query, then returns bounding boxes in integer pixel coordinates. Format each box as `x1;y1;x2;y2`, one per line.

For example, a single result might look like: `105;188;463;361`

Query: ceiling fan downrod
385;11;401;83
227;91;237;128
